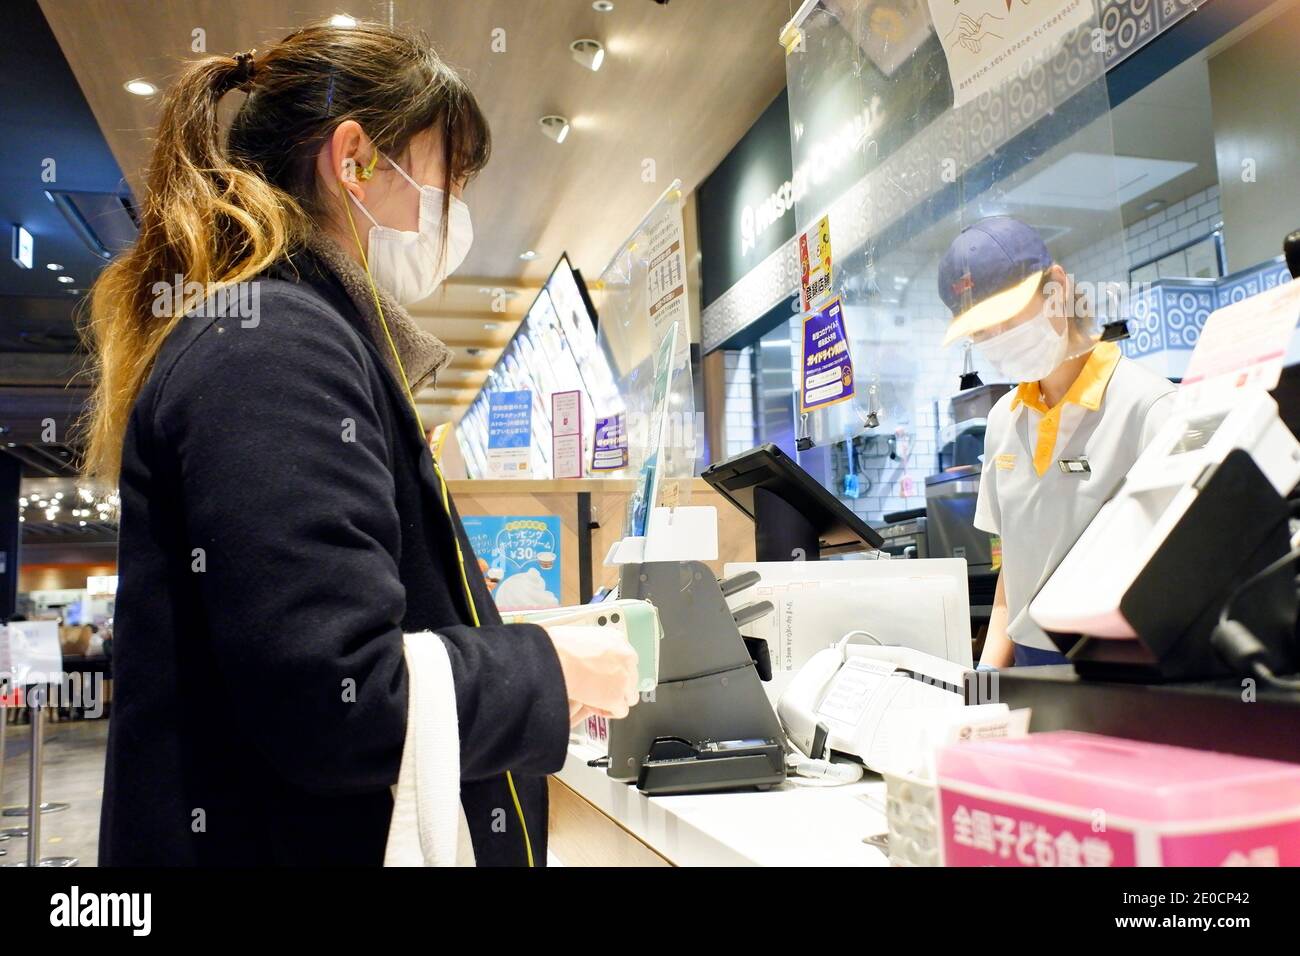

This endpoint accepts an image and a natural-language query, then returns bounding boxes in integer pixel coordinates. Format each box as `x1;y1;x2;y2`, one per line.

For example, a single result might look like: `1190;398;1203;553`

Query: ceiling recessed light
1142;199;1167;212
538;115;570;144
57;275;74;284
593;1;614;11
570;39;605;72
483;322;501;331
124;78;157;97
329;13;357;27
519;250;539;261
46;263;63;271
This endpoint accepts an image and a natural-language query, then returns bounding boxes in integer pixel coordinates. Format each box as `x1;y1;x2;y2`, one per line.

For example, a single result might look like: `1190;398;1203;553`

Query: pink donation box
936;732;1300;867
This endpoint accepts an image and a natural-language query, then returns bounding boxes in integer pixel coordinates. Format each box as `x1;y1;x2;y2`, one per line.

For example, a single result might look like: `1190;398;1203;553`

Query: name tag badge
1058;457;1091;475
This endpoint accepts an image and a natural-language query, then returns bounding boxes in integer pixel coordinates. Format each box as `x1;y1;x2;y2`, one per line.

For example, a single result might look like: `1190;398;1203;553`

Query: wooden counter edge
546;776;674;867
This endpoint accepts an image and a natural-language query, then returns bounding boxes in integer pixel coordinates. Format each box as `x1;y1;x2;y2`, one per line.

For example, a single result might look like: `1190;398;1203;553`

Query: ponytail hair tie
228;50;259;89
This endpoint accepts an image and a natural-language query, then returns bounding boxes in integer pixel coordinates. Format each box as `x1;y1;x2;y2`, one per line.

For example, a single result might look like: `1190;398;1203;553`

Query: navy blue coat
99;249;570;866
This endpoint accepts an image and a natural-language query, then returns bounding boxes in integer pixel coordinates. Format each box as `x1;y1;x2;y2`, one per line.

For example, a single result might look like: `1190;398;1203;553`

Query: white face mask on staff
974;306;1069;384
348;152;474;305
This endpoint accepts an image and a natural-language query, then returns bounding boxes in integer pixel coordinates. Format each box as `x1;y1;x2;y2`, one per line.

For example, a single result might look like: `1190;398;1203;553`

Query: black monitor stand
754;486;821;562
702;444;884;562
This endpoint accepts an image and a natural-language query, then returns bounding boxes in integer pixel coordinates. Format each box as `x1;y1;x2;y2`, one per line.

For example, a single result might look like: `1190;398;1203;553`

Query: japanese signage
551;390;583;480
928;0;1093;109
939;786;1300;866
798;214;833;312
592;413;629;472
645;203;691;368
462;515;562;611
800;296;855;412
486;389;532;476
1179;279;1300;411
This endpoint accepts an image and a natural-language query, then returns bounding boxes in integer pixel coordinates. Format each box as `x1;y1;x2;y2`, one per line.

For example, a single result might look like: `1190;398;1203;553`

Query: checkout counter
499;379;1300;867
548;744;890;866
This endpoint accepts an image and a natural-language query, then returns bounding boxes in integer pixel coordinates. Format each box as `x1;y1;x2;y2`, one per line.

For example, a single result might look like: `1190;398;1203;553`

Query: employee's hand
545;624;640;724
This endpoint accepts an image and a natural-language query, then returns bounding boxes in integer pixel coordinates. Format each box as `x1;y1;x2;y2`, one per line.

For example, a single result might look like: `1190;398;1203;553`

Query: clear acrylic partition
593;181;698;539
782;0;1128;512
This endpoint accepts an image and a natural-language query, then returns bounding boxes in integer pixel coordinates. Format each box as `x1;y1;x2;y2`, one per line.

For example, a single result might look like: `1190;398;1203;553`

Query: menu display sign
462;515;562;611
486;389;533;476
592;413;629;472
550;390;583;480
645;204;691;368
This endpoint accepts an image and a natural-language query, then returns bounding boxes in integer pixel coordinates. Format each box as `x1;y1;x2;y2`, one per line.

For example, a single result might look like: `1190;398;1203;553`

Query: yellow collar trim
1010;341;1121;416
1010;342;1121;476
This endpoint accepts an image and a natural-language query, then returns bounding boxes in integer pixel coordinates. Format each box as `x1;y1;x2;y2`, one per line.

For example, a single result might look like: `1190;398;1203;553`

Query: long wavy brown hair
81;20;490;481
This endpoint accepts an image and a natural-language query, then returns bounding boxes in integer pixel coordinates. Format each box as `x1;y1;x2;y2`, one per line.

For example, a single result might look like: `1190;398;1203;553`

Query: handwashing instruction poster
928;0;1093;108
462;515;562;611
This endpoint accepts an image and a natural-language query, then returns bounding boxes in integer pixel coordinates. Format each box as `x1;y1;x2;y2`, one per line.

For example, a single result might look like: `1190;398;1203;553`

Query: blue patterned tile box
1121;256;1294;378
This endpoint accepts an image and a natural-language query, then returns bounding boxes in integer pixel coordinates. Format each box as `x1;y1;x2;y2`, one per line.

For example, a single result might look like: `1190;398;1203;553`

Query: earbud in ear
341;158;358;184
358;152;378;182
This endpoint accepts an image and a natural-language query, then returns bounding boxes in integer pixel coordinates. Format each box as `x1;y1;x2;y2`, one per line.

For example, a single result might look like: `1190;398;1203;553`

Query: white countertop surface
556;741;892;866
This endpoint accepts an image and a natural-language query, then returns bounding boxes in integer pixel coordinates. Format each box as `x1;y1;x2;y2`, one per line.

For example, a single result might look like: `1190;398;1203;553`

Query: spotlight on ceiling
329;13;357;27
538;115;570;144
124;78;157;97
519;250;539;261
570;38;605;71
593;1;614;11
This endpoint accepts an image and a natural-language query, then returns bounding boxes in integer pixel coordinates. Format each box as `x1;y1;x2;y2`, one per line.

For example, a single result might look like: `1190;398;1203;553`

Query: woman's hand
545;624;640;725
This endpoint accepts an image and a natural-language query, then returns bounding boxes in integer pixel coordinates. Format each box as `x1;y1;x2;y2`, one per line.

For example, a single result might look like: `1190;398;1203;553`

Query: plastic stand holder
606;561;786;794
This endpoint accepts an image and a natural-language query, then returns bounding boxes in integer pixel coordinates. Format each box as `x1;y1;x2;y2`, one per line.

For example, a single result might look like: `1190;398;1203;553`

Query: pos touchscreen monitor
702;443;883;562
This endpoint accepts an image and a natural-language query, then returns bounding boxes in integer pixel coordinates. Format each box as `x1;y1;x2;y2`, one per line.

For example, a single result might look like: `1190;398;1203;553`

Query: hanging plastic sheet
593;180;699;539
780;0;1130;456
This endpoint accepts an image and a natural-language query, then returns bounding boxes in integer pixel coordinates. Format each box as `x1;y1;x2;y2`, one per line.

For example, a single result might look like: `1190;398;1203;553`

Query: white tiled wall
722;347;756;458
1069;185;1223;289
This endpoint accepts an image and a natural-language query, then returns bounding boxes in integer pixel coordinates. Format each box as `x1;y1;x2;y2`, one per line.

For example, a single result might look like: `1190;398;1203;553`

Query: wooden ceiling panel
38;0;789;281
38;0;793;423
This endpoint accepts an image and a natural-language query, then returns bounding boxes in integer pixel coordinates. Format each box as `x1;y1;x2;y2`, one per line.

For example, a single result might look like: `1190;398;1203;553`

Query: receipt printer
1030;391;1300;681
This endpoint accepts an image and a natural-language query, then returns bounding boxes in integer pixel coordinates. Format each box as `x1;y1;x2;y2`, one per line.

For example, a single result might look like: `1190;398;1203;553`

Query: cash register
1030;390;1300;682
603;445;884;795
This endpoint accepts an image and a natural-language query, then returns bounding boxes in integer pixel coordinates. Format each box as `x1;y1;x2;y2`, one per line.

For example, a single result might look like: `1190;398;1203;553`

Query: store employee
938;217;1175;667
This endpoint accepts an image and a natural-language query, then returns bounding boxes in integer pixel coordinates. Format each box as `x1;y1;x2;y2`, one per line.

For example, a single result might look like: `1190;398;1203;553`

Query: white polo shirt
973;342;1176;651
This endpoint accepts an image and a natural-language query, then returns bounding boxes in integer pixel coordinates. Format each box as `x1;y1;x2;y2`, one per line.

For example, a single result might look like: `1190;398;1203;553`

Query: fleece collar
306;233;453;392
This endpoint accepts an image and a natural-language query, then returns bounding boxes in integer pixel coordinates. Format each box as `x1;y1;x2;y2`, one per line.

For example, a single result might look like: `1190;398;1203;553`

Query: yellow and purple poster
800;296;855;412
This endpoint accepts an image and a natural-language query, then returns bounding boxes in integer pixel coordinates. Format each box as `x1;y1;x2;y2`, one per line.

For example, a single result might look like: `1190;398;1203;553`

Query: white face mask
349;153;473;305
974;306;1068;383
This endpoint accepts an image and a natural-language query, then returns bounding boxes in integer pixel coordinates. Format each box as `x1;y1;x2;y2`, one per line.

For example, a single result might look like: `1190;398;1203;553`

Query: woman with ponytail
90;21;638;866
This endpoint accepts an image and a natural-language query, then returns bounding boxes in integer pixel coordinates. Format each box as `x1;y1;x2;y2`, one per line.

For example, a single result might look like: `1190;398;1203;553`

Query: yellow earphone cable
342;182;536;868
